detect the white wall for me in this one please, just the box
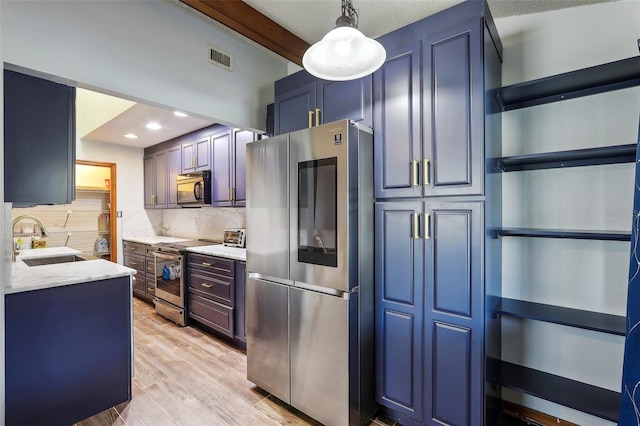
[495,1,640,424]
[0,0,289,132]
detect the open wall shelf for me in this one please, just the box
[497,298,626,336]
[493,144,637,172]
[495,228,631,241]
[496,55,640,110]
[497,360,620,422]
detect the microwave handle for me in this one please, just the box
[194,181,202,200]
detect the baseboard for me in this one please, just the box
[503,401,578,426]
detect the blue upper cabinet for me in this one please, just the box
[374,3,486,200]
[211,127,256,207]
[373,42,422,199]
[422,21,483,197]
[211,129,233,206]
[4,69,76,205]
[274,70,372,135]
[182,136,211,173]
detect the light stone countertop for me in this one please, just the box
[187,244,246,261]
[8,247,136,295]
[122,236,191,245]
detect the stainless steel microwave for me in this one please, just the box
[177,170,211,206]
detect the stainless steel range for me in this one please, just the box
[151,239,218,326]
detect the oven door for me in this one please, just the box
[289,121,350,292]
[153,251,184,308]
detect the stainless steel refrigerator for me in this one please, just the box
[246,119,374,426]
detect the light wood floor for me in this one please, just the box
[76,298,396,426]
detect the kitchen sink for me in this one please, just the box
[22,255,87,267]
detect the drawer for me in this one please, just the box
[188,253,234,277]
[145,277,156,297]
[132,275,146,294]
[123,253,145,274]
[146,257,155,276]
[123,241,146,254]
[188,293,234,338]
[187,268,233,305]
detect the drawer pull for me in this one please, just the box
[147,287,154,291]
[130,261,137,265]
[202,262,213,266]
[130,247,136,250]
[201,283,213,288]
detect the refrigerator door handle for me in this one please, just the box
[294,280,349,299]
[247,272,293,286]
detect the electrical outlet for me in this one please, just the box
[116,211,122,218]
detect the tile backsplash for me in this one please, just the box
[122,207,246,242]
[160,207,246,241]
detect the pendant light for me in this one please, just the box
[303,0,386,81]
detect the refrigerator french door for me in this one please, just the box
[246,120,375,426]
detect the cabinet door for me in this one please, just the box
[373,42,422,199]
[195,136,211,171]
[4,70,76,205]
[423,22,483,197]
[167,145,181,208]
[143,155,155,208]
[317,76,372,127]
[182,142,196,173]
[375,201,424,420]
[423,201,482,425]
[274,80,316,135]
[232,129,255,207]
[153,150,168,208]
[211,131,232,206]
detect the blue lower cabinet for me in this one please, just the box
[376,201,484,425]
[375,201,424,420]
[5,277,132,425]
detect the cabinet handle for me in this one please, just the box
[424,158,430,186]
[308,110,314,128]
[315,108,321,126]
[147,287,154,292]
[201,283,213,288]
[231,187,236,202]
[130,261,137,265]
[202,262,213,266]
[192,156,196,168]
[413,213,420,239]
[130,247,136,250]
[412,160,419,186]
[425,213,431,240]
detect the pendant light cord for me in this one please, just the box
[341,0,359,27]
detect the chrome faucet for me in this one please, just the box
[12,215,50,262]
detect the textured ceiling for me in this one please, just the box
[242,0,617,45]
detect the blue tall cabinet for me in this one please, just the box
[373,2,503,425]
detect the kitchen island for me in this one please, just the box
[6,247,136,425]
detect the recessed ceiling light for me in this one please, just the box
[146,122,162,130]
[174,111,188,117]
[124,133,139,139]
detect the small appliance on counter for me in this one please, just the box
[223,228,246,248]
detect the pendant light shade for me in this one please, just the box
[303,0,386,81]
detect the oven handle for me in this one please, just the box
[153,251,182,262]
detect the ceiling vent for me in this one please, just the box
[208,45,233,71]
